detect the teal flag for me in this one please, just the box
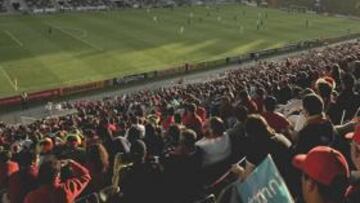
[231,155,294,203]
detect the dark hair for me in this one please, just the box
[38,157,61,185]
[166,124,181,145]
[130,116,139,125]
[245,115,274,140]
[302,94,324,116]
[209,117,225,136]
[180,129,197,148]
[256,88,265,97]
[187,103,197,113]
[86,144,109,173]
[19,150,38,169]
[264,96,277,112]
[316,81,332,100]
[331,64,342,81]
[145,123,156,138]
[130,140,147,163]
[354,61,360,79]
[127,126,143,144]
[342,73,355,89]
[303,173,348,202]
[167,107,175,116]
[234,105,248,122]
[0,149,12,163]
[239,90,249,101]
[174,113,182,124]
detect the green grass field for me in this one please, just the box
[0,4,360,97]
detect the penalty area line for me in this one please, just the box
[44,22,103,52]
[4,30,23,47]
[0,66,18,91]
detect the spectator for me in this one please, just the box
[120,140,164,203]
[226,105,249,162]
[278,82,293,104]
[163,129,203,203]
[331,64,343,91]
[253,87,265,114]
[345,124,360,202]
[8,150,39,203]
[292,146,349,203]
[0,149,18,190]
[287,88,315,132]
[232,115,292,183]
[336,73,359,123]
[294,94,336,154]
[144,122,163,156]
[84,144,110,195]
[58,135,86,164]
[127,116,145,139]
[163,124,182,154]
[262,96,292,135]
[226,105,248,138]
[126,124,145,145]
[161,107,175,131]
[187,96,207,122]
[219,96,233,127]
[194,99,207,122]
[182,103,203,136]
[238,90,258,114]
[39,137,54,159]
[24,158,91,203]
[315,79,338,124]
[196,117,231,167]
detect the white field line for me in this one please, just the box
[4,30,23,47]
[44,22,103,52]
[0,66,17,91]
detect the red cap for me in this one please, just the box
[345,124,360,145]
[292,146,349,186]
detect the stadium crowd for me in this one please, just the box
[0,0,6,12]
[0,40,359,203]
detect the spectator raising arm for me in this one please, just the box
[61,159,92,200]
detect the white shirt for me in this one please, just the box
[196,132,232,167]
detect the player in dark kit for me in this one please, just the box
[48,27,52,35]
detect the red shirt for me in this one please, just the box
[243,99,258,114]
[182,113,203,133]
[107,124,117,133]
[262,112,291,133]
[162,116,175,131]
[253,97,264,113]
[8,165,38,203]
[0,161,19,189]
[197,107,207,122]
[24,161,91,203]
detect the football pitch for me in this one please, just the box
[0,4,360,97]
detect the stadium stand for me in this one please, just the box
[63,0,107,9]
[24,0,55,10]
[0,39,359,203]
[0,0,6,12]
